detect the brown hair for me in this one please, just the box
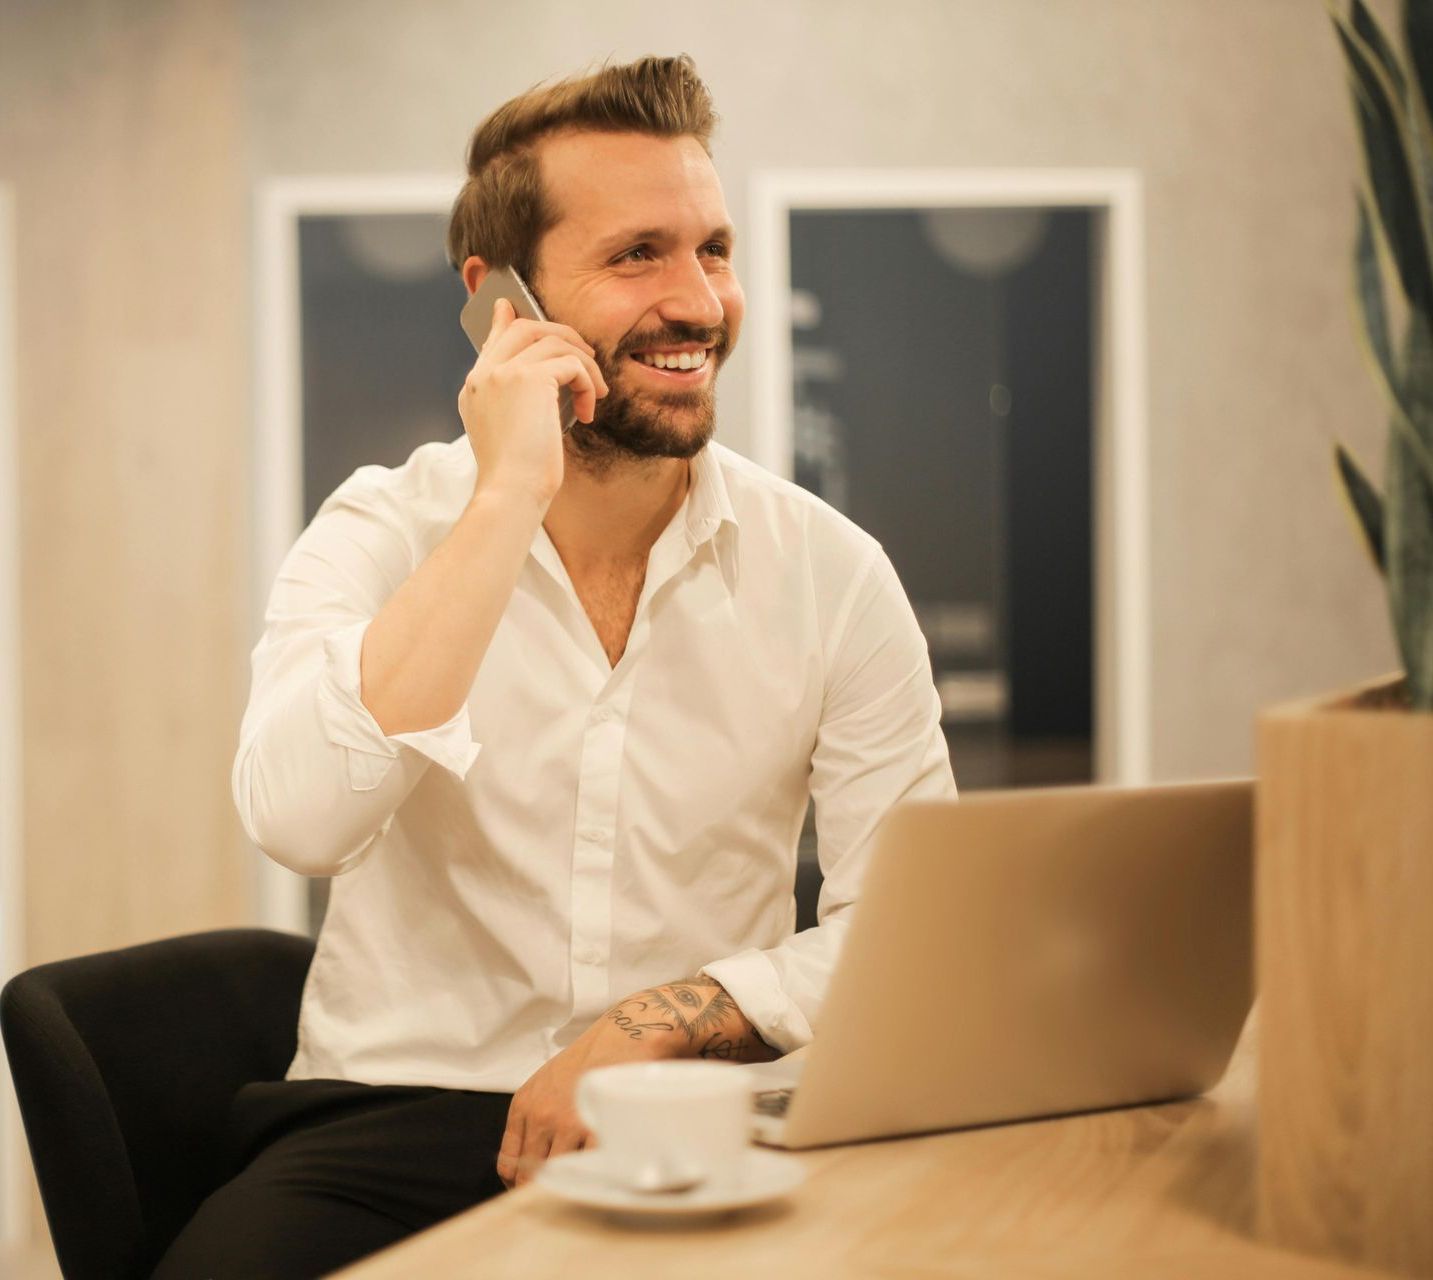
[445,55,718,285]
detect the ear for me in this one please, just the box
[461,255,490,297]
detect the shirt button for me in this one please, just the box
[579,827,605,844]
[592,704,616,723]
[574,944,602,965]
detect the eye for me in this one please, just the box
[614,245,652,264]
[702,241,732,259]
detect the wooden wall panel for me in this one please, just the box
[0,1,253,961]
[1,2,254,1247]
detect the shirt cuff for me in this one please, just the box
[698,948,814,1057]
[315,620,482,791]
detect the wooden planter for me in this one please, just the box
[1256,675,1433,1276]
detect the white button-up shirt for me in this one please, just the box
[235,436,957,1092]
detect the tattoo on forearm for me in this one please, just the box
[604,999,676,1041]
[603,976,778,1063]
[697,1032,748,1060]
[647,979,739,1043]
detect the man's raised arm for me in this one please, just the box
[233,298,606,875]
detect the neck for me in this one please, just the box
[543,451,692,572]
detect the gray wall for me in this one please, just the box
[243,0,1398,779]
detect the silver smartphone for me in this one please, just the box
[460,265,578,433]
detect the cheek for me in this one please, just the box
[717,280,745,339]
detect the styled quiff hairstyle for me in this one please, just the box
[446,55,718,285]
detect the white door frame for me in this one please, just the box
[1,183,27,1249]
[251,176,461,932]
[748,169,1150,785]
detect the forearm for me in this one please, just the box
[602,976,781,1064]
[360,483,547,735]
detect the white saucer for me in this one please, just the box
[534,1147,805,1216]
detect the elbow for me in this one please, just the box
[232,747,382,878]
[250,819,380,880]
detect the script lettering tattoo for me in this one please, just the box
[604,997,676,1041]
[697,1032,749,1061]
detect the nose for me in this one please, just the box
[657,254,724,330]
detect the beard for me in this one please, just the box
[564,321,732,473]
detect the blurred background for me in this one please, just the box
[0,0,1402,1263]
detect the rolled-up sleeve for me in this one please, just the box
[233,483,481,877]
[699,547,957,1054]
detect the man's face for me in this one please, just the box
[527,130,745,467]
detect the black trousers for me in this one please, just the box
[151,1079,515,1280]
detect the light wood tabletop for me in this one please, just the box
[334,1011,1393,1279]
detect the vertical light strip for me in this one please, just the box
[0,183,27,1249]
[749,173,795,478]
[251,180,308,934]
[746,170,1151,785]
[1109,175,1151,784]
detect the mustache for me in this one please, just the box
[609,322,731,362]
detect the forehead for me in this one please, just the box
[535,130,731,257]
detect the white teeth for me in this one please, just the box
[637,349,707,371]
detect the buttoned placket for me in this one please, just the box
[530,509,717,1043]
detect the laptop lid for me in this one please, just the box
[773,779,1253,1149]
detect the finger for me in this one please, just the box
[537,354,602,424]
[547,1127,587,1160]
[496,1107,525,1191]
[506,336,609,403]
[499,348,601,424]
[482,315,595,365]
[487,295,515,346]
[515,1128,554,1188]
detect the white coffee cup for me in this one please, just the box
[576,1060,752,1191]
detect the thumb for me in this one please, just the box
[488,295,515,342]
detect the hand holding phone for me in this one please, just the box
[460,267,586,433]
[457,267,608,505]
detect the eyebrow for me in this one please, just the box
[595,224,737,256]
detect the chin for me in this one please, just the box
[569,401,714,467]
[569,377,717,465]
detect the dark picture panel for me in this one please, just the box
[788,206,1094,790]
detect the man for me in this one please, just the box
[156,54,955,1279]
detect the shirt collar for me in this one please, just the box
[525,445,741,593]
[684,445,741,594]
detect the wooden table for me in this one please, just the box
[335,1013,1393,1279]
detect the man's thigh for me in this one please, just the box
[152,1081,513,1280]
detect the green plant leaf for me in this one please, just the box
[1353,195,1433,491]
[1336,443,1388,573]
[1334,11,1433,317]
[1404,0,1433,139]
[1385,310,1433,709]
[1355,194,1403,397]
[1384,420,1433,709]
[1352,0,1407,101]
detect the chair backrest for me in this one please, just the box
[1,928,314,1280]
[795,856,824,933]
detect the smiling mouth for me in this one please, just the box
[630,347,712,373]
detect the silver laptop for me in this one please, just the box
[740,779,1253,1149]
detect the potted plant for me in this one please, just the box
[1255,1,1433,1274]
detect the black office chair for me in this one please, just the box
[2,871,823,1278]
[1,928,314,1280]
